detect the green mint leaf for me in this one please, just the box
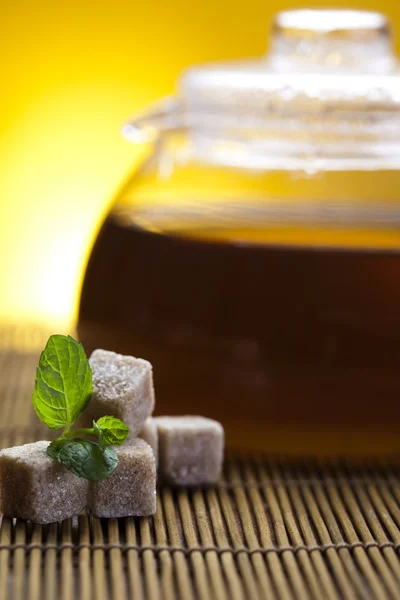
[32,334,92,430]
[47,438,118,481]
[46,438,65,460]
[95,416,129,446]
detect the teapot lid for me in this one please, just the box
[180,10,399,116]
[123,10,400,171]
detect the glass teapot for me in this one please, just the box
[79,9,400,450]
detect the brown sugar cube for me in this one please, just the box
[0,441,88,524]
[138,417,158,465]
[78,349,155,440]
[88,439,156,517]
[154,416,224,486]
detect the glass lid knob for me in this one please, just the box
[269,9,395,72]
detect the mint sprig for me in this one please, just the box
[33,334,92,430]
[32,334,129,481]
[47,438,118,481]
[94,416,129,446]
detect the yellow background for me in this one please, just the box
[1,0,400,328]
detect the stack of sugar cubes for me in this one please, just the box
[0,350,224,523]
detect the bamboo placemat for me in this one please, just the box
[0,325,400,599]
